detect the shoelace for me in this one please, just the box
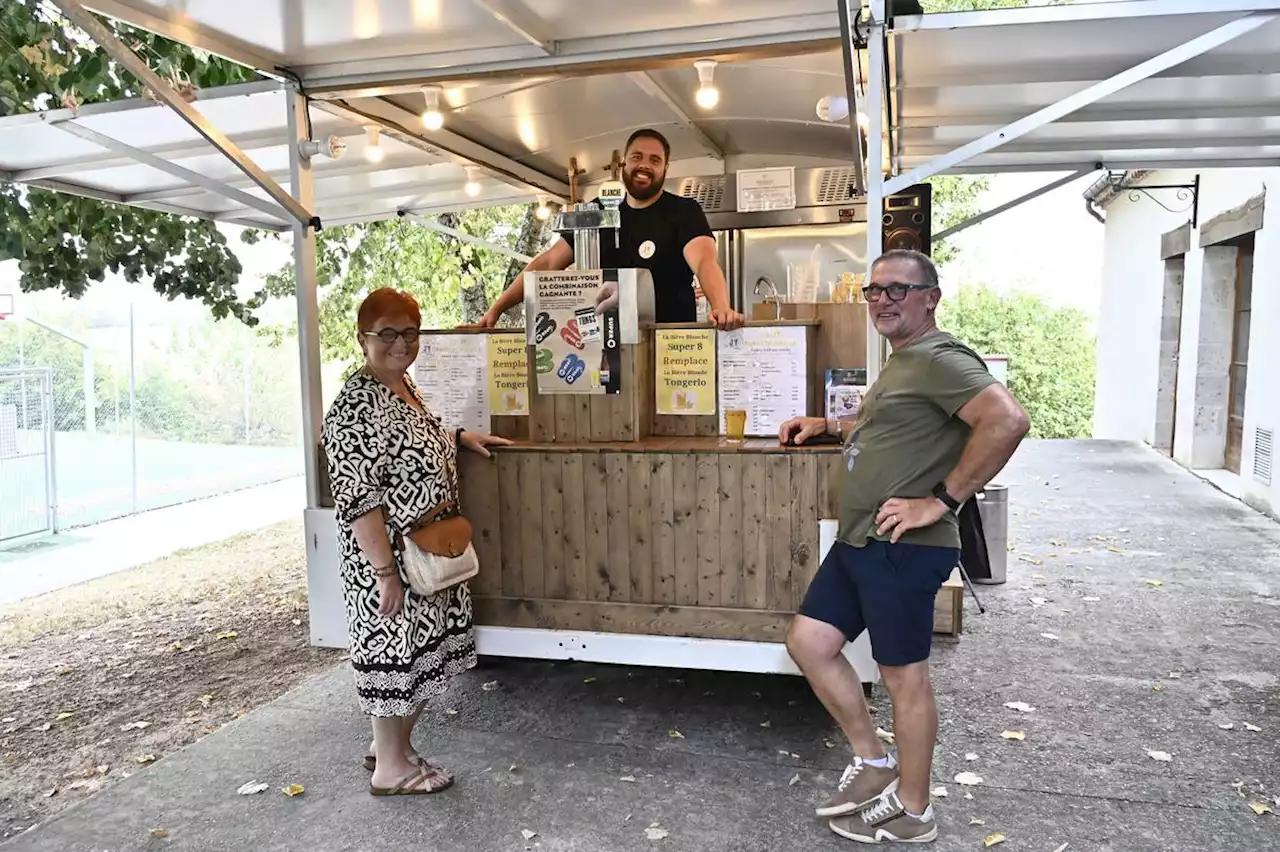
[860,794,898,825]
[836,760,864,792]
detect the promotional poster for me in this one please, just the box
[531,270,622,395]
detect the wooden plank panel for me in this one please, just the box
[695,414,719,437]
[718,455,742,607]
[518,453,545,598]
[649,455,676,605]
[458,454,502,598]
[789,454,820,607]
[574,397,592,442]
[819,453,839,520]
[765,454,793,611]
[695,455,721,606]
[741,456,768,609]
[497,453,523,598]
[627,454,654,603]
[554,395,577,443]
[671,455,699,606]
[474,597,790,642]
[527,345,554,441]
[541,454,566,600]
[490,415,527,441]
[612,345,637,441]
[605,454,631,602]
[584,454,611,601]
[562,454,588,602]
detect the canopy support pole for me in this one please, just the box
[49,0,316,227]
[400,212,534,263]
[864,0,887,383]
[287,86,324,510]
[932,167,1097,242]
[836,0,867,196]
[883,10,1279,195]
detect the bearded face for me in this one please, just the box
[622,137,667,201]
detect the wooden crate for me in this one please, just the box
[933,567,964,636]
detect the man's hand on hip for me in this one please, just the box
[875,497,949,543]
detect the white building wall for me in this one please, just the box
[1093,168,1280,520]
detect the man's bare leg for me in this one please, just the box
[786,615,884,760]
[878,660,936,815]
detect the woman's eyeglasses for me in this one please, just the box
[862,283,935,303]
[363,327,422,345]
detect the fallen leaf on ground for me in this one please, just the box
[444,709,458,716]
[521,829,537,840]
[876,727,895,744]
[216,631,238,640]
[120,721,151,731]
[43,788,57,798]
[644,823,670,840]
[1031,573,1047,580]
[668,730,684,739]
[969,817,985,825]
[237,782,269,795]
[930,786,947,798]
[1144,579,1162,587]
[965,752,979,761]
[583,677,597,683]
[1001,731,1025,741]
[282,784,305,797]
[136,754,156,764]
[984,832,1006,847]
[1247,801,1273,816]
[1004,702,1035,713]
[198,694,213,707]
[481,680,500,691]
[1243,722,1262,732]
[789,752,800,759]
[54,711,74,721]
[1152,684,1163,692]
[824,739,836,749]
[789,774,800,786]
[1030,597,1047,607]
[150,828,169,838]
[955,772,983,786]
[1147,750,1173,762]
[760,720,771,728]
[1168,672,1182,679]
[1081,596,1101,602]
[1219,723,1235,730]
[1040,633,1059,641]
[292,619,301,626]
[620,775,636,783]
[1108,546,1124,554]
[1049,539,1065,546]
[96,765,110,775]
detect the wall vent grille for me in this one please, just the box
[816,168,861,204]
[676,176,727,212]
[1254,427,1274,486]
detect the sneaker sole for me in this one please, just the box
[814,776,900,817]
[828,819,938,844]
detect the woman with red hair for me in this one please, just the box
[321,287,510,796]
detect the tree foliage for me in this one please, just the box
[259,204,545,372]
[936,286,1096,439]
[0,0,262,322]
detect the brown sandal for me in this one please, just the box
[362,753,445,773]
[369,765,454,796]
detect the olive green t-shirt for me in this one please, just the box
[838,330,997,550]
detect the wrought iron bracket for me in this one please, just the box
[1108,172,1200,227]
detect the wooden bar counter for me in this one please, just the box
[458,436,841,644]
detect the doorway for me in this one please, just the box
[1154,255,1184,456]
[1225,235,1254,474]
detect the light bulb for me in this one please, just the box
[693,59,719,111]
[421,85,444,130]
[465,180,481,197]
[695,85,719,109]
[364,127,384,163]
[535,202,551,221]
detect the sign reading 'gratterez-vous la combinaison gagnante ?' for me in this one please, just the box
[531,270,622,395]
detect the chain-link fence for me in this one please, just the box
[0,307,302,532]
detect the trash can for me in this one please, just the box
[973,484,1008,585]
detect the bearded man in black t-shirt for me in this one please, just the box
[474,128,744,330]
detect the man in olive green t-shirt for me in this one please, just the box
[779,249,1029,845]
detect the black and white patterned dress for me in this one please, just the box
[321,371,477,717]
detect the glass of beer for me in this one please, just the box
[725,408,747,442]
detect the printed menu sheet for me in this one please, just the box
[716,326,807,436]
[412,334,489,434]
[487,335,529,416]
[655,328,716,415]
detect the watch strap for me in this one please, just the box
[932,482,961,512]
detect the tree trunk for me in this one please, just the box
[494,203,550,328]
[438,211,488,325]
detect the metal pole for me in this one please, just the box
[44,368,58,533]
[865,0,887,384]
[837,0,866,197]
[17,318,28,429]
[288,85,325,510]
[82,345,96,435]
[243,325,251,442]
[129,303,137,513]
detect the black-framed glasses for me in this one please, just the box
[863,283,935,303]
[363,327,422,345]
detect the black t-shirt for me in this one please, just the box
[558,191,714,323]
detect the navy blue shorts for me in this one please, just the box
[799,539,959,667]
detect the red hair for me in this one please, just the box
[357,287,421,332]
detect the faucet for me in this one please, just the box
[754,277,781,320]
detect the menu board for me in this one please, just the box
[531,270,622,396]
[413,334,489,433]
[487,335,529,416]
[717,326,807,436]
[655,329,716,415]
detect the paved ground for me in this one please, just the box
[4,441,1278,851]
[0,477,304,604]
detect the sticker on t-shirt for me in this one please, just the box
[638,239,656,259]
[844,429,862,471]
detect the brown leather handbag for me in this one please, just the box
[400,500,477,596]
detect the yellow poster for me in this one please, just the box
[487,334,529,416]
[655,329,716,415]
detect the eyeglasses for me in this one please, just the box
[862,283,935,303]
[363,327,422,345]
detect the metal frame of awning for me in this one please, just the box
[2,0,1277,510]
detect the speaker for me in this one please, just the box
[882,183,932,256]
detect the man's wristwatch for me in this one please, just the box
[932,482,961,512]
